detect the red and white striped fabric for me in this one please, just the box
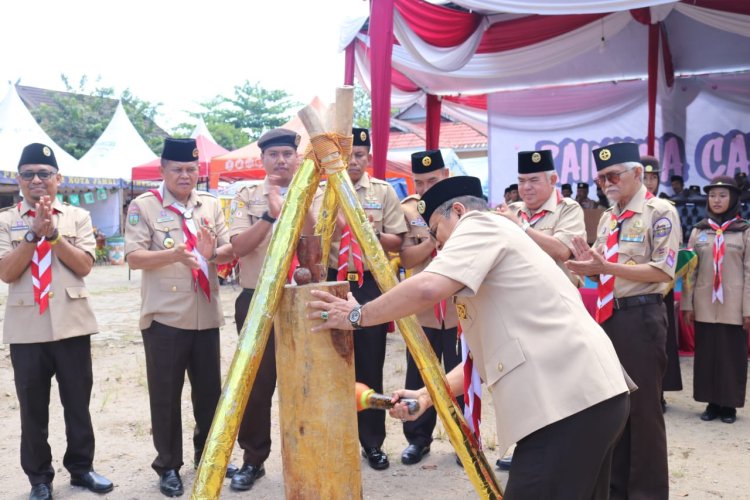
[595,209,637,323]
[150,187,211,300]
[458,323,482,445]
[708,217,739,304]
[337,224,364,287]
[20,204,53,314]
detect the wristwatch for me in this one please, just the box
[348,305,364,330]
[261,211,277,224]
[24,230,40,243]
[47,229,61,245]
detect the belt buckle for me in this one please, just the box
[347,272,359,282]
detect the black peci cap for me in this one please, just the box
[561,183,572,190]
[162,138,199,162]
[411,150,445,174]
[518,150,554,174]
[417,176,483,223]
[352,128,371,149]
[18,143,58,170]
[258,128,300,152]
[577,182,589,190]
[592,143,640,171]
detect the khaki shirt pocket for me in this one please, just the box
[619,241,647,263]
[484,338,527,388]
[57,218,78,245]
[65,286,90,299]
[153,225,182,250]
[8,292,36,308]
[159,278,194,293]
[365,208,384,233]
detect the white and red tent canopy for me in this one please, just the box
[345,0,750,201]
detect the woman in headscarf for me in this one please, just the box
[682,176,750,424]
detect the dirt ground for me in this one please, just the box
[0,265,748,499]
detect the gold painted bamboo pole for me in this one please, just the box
[191,158,321,499]
[298,103,502,499]
[315,185,338,269]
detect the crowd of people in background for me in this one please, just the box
[1,134,748,500]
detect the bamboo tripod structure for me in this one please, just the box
[191,87,502,499]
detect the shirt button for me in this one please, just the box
[171,286,177,292]
[48,291,55,299]
[497,362,504,372]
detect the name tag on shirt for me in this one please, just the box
[410,218,427,227]
[621,234,645,243]
[698,233,708,242]
[363,202,382,210]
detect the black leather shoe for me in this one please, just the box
[401,444,430,465]
[29,483,52,500]
[496,455,513,471]
[71,471,113,494]
[230,463,265,491]
[720,407,737,424]
[159,469,183,497]
[701,403,720,421]
[362,447,389,470]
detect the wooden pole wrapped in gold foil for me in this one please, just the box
[315,185,338,269]
[190,159,320,499]
[299,105,502,499]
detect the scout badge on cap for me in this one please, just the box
[162,138,199,162]
[352,128,371,148]
[411,150,445,174]
[592,142,640,171]
[18,143,59,170]
[518,150,554,174]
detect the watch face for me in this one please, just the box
[24,231,37,243]
[348,307,362,324]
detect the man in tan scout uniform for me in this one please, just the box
[125,137,236,497]
[226,128,320,491]
[498,149,586,287]
[309,176,631,499]
[0,143,113,500]
[324,127,406,470]
[398,149,462,465]
[567,142,681,500]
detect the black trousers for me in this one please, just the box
[602,303,669,500]
[234,288,277,466]
[328,269,388,449]
[662,289,683,391]
[141,321,221,474]
[404,325,464,447]
[505,393,629,500]
[10,335,95,486]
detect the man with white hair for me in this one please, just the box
[567,142,681,500]
[498,150,586,287]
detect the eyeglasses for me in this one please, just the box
[19,170,56,181]
[595,167,635,186]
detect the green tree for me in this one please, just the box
[172,118,250,151]
[29,74,165,158]
[194,81,298,144]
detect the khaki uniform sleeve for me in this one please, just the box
[74,209,97,260]
[553,201,586,250]
[742,229,750,317]
[228,188,255,239]
[401,200,428,248]
[647,202,680,278]
[381,185,407,235]
[680,228,698,312]
[124,198,153,256]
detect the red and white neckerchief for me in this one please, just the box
[595,192,654,323]
[708,216,740,304]
[150,186,211,300]
[458,321,482,447]
[519,190,561,227]
[431,249,447,327]
[337,224,364,287]
[19,203,55,314]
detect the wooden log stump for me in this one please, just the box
[274,281,362,500]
